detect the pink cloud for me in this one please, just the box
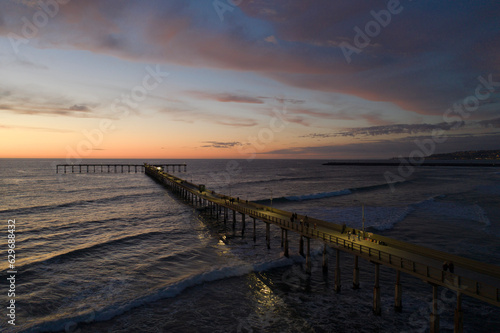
[2,0,499,119]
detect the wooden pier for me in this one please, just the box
[56,163,186,174]
[144,164,500,333]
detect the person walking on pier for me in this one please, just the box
[448,261,454,273]
[341,223,346,234]
[348,230,351,240]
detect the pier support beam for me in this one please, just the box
[430,284,440,333]
[253,218,256,242]
[281,228,284,248]
[454,292,463,333]
[233,210,236,230]
[266,223,270,249]
[306,237,311,274]
[241,213,246,237]
[224,207,228,225]
[322,244,328,274]
[395,270,402,312]
[353,255,360,289]
[373,263,381,316]
[299,236,304,257]
[334,249,341,293]
[284,229,289,257]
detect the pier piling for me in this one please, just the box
[253,218,256,242]
[232,210,236,230]
[241,213,246,237]
[353,255,360,289]
[306,237,311,274]
[334,249,341,292]
[373,263,381,315]
[299,236,304,257]
[322,244,328,274]
[454,292,463,333]
[430,284,440,333]
[395,270,402,312]
[284,229,289,257]
[266,223,270,249]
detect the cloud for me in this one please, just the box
[1,104,99,118]
[159,107,258,127]
[69,104,91,112]
[316,117,500,138]
[477,117,500,129]
[215,119,258,127]
[273,97,305,105]
[12,57,48,70]
[0,124,73,133]
[187,91,264,104]
[1,0,499,119]
[262,133,500,159]
[0,83,100,118]
[201,141,242,149]
[335,122,456,137]
[264,35,278,44]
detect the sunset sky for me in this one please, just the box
[0,0,499,160]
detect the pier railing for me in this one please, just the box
[56,163,186,173]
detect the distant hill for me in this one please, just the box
[427,149,500,160]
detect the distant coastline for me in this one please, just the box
[323,149,500,167]
[424,149,500,161]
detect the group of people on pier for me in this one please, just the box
[290,213,317,230]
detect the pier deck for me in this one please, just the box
[56,163,186,173]
[144,163,499,332]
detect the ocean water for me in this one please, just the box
[0,158,499,332]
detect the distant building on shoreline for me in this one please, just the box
[426,149,500,160]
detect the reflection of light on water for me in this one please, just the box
[238,273,315,332]
[248,274,286,314]
[237,273,281,331]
